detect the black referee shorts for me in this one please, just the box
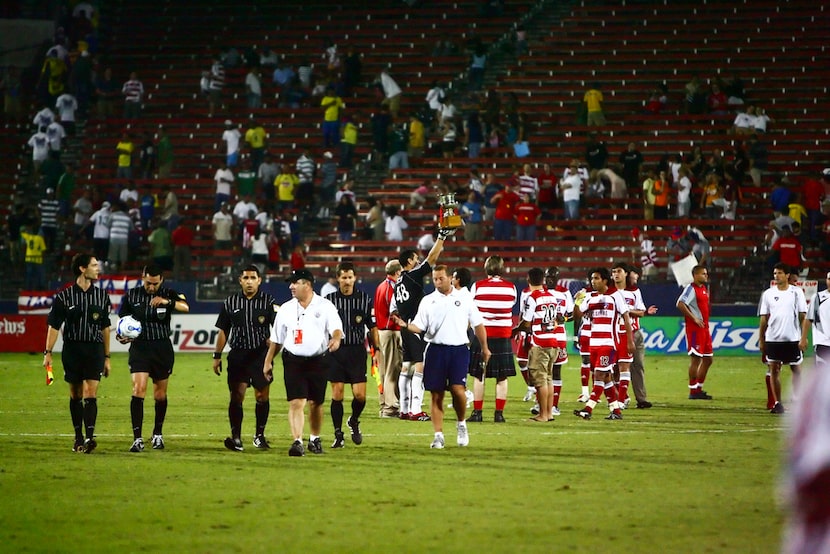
[401,328,425,364]
[328,344,368,384]
[128,339,174,382]
[283,351,328,404]
[228,346,270,390]
[61,341,105,384]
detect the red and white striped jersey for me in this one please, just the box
[521,288,559,348]
[549,286,574,341]
[579,288,628,348]
[613,288,640,332]
[578,290,596,344]
[471,276,518,339]
[625,286,647,331]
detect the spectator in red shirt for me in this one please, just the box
[770,225,803,273]
[515,194,541,241]
[707,83,728,115]
[290,243,306,271]
[170,219,194,281]
[537,163,557,216]
[490,183,519,241]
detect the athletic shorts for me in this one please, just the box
[514,332,531,362]
[328,344,368,384]
[128,339,174,382]
[228,346,270,390]
[589,346,616,372]
[470,337,516,380]
[61,341,105,384]
[765,341,803,365]
[283,350,328,403]
[528,345,556,387]
[423,344,469,391]
[614,334,633,363]
[685,325,713,357]
[579,334,591,356]
[401,328,425,363]
[554,326,568,365]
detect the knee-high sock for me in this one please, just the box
[130,396,144,439]
[331,399,344,430]
[411,373,425,414]
[398,373,412,415]
[604,381,620,413]
[255,400,269,436]
[585,383,605,412]
[765,372,774,409]
[83,398,98,440]
[228,401,243,439]
[70,398,83,441]
[618,371,631,403]
[153,398,167,435]
[552,380,562,408]
[351,397,366,421]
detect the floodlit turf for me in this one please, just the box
[0,352,793,553]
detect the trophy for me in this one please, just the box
[437,193,464,230]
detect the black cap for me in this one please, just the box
[286,269,315,284]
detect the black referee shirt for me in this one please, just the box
[119,285,186,341]
[215,291,279,350]
[326,289,376,346]
[394,260,431,322]
[47,283,112,343]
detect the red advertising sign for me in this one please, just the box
[0,315,48,352]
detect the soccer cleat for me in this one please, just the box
[253,435,270,449]
[494,410,506,423]
[605,412,623,420]
[551,406,561,416]
[530,403,540,415]
[412,411,431,421]
[347,417,363,445]
[430,434,445,449]
[577,393,590,403]
[770,402,786,414]
[224,437,244,452]
[73,439,85,453]
[151,434,165,450]
[466,409,483,423]
[523,387,537,402]
[456,423,469,447]
[573,409,592,420]
[689,390,713,400]
[129,438,145,452]
[288,440,305,457]
[332,430,345,449]
[622,398,631,410]
[308,437,323,454]
[465,390,474,408]
[83,438,97,454]
[399,412,412,421]
[636,401,653,409]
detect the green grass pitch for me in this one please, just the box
[0,352,792,553]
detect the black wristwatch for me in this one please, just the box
[213,352,222,360]
[43,350,52,355]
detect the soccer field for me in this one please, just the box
[0,352,790,553]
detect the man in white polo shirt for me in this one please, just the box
[263,269,344,456]
[801,271,830,368]
[758,263,807,415]
[393,265,490,449]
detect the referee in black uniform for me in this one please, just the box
[326,262,379,448]
[43,253,112,453]
[118,264,189,452]
[214,265,280,452]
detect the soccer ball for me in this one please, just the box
[117,315,142,339]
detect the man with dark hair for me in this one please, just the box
[391,229,451,420]
[214,265,280,451]
[374,259,403,418]
[676,265,714,400]
[468,255,518,423]
[326,262,379,448]
[626,266,657,409]
[43,253,112,453]
[264,269,343,456]
[119,264,189,452]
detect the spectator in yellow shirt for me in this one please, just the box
[340,115,358,169]
[244,120,267,172]
[408,114,425,166]
[321,86,344,148]
[116,133,133,179]
[21,225,47,289]
[274,167,299,211]
[583,83,606,126]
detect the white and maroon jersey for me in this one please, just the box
[521,288,559,348]
[549,285,573,345]
[579,287,628,348]
[626,286,647,331]
[577,290,596,353]
[613,287,638,333]
[471,276,518,339]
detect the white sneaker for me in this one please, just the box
[523,387,537,402]
[577,393,590,403]
[465,389,474,408]
[129,438,145,452]
[622,398,631,410]
[551,406,561,416]
[430,433,445,449]
[151,434,165,449]
[456,423,469,447]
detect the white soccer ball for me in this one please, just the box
[117,315,142,339]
